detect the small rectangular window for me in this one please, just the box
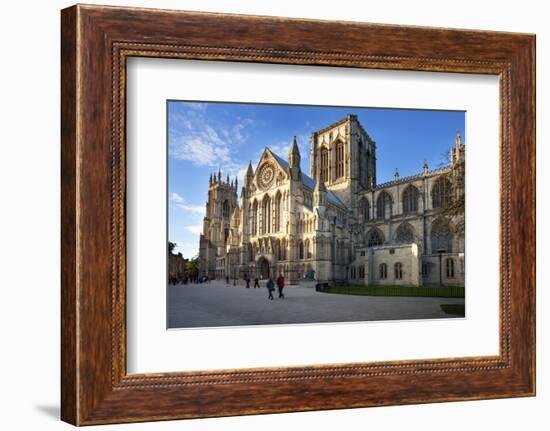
[446,258,455,278]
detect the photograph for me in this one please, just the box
[167,101,466,329]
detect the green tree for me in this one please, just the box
[186,255,199,277]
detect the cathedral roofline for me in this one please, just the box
[376,165,451,188]
[265,147,348,210]
[314,115,351,135]
[312,114,373,142]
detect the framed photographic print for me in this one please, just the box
[61,4,535,425]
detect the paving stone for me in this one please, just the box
[167,280,465,329]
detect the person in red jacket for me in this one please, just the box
[276,273,285,299]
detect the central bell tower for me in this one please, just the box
[309,114,376,207]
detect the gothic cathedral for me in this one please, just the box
[199,115,465,286]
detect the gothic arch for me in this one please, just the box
[261,194,271,235]
[431,176,452,209]
[366,228,385,247]
[335,140,345,179]
[320,145,329,183]
[304,239,311,259]
[395,222,415,243]
[222,199,230,218]
[430,217,453,252]
[376,191,393,218]
[402,184,419,214]
[359,196,370,221]
[274,191,282,232]
[251,199,258,236]
[357,139,364,186]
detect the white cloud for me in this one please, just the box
[169,107,252,179]
[186,102,208,111]
[170,192,205,216]
[269,141,292,157]
[177,203,205,216]
[170,192,184,203]
[185,224,203,235]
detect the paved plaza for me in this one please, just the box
[167,280,465,329]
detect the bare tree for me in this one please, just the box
[435,147,465,236]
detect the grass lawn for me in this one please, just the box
[317,285,465,298]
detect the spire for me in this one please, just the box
[209,173,212,185]
[289,135,300,158]
[245,161,254,187]
[288,136,301,171]
[217,169,221,183]
[235,176,238,190]
[455,130,462,151]
[394,168,400,180]
[423,160,429,176]
[226,174,230,185]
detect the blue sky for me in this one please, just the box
[168,101,465,258]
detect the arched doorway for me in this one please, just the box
[258,257,270,279]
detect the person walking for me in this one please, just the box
[276,273,285,299]
[266,277,275,300]
[245,275,250,288]
[254,276,260,289]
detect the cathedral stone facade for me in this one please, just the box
[198,115,465,286]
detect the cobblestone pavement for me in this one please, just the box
[167,280,465,329]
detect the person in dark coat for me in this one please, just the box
[276,273,285,298]
[266,278,275,300]
[254,277,260,288]
[245,275,250,288]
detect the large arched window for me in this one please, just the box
[251,200,258,236]
[395,222,415,243]
[357,140,364,186]
[299,241,304,260]
[376,191,392,218]
[261,195,271,235]
[402,185,419,214]
[222,200,230,218]
[431,218,453,253]
[367,228,384,247]
[320,147,329,183]
[274,192,282,232]
[359,197,370,221]
[379,263,388,279]
[304,239,312,259]
[336,141,345,178]
[431,176,452,209]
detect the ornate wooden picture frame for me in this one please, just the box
[61,4,535,425]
